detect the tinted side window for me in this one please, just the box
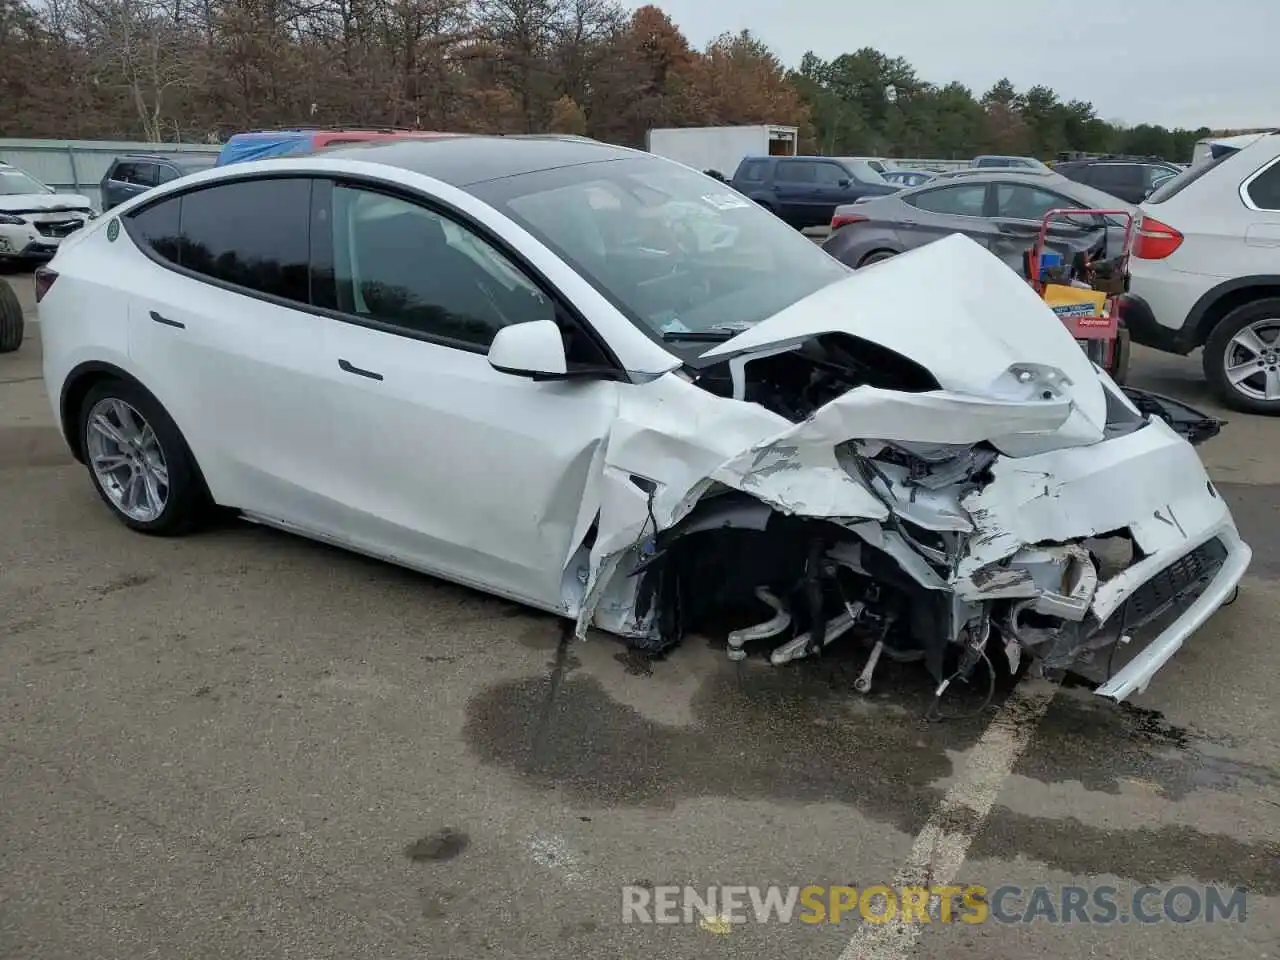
[156,164,181,184]
[327,185,555,348]
[1092,165,1140,191]
[178,177,311,303]
[1245,159,1280,210]
[994,183,1077,220]
[815,163,848,185]
[739,160,768,182]
[124,196,182,263]
[1146,154,1228,204]
[905,184,987,216]
[776,161,817,183]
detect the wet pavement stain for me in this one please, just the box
[1017,686,1280,799]
[968,811,1280,894]
[464,644,1280,891]
[405,828,471,863]
[465,652,989,835]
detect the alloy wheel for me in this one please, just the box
[1223,318,1280,403]
[85,397,170,522]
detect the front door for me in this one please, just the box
[312,181,619,609]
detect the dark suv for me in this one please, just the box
[100,153,218,211]
[729,156,899,229]
[1052,157,1182,204]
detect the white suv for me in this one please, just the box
[1123,133,1280,413]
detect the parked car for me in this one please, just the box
[100,154,218,211]
[729,155,899,228]
[1052,157,1182,204]
[0,161,96,265]
[971,155,1051,170]
[216,128,460,166]
[837,156,890,174]
[882,169,935,188]
[1123,132,1280,413]
[35,135,1248,703]
[822,169,1136,270]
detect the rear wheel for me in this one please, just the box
[1203,298,1280,415]
[0,277,22,353]
[78,379,209,535]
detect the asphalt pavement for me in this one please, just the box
[1,270,1276,960]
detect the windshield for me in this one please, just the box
[0,166,53,195]
[475,156,851,339]
[846,160,888,184]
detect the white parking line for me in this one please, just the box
[836,677,1060,960]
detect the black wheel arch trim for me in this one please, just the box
[1186,274,1280,345]
[58,362,199,476]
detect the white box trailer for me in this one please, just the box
[645,125,798,178]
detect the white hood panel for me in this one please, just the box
[0,193,94,212]
[701,233,1109,436]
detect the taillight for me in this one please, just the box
[1132,216,1183,260]
[33,266,58,302]
[830,214,869,231]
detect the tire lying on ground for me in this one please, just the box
[0,277,22,353]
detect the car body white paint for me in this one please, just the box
[39,148,1250,702]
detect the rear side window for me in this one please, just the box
[738,160,768,182]
[125,177,312,304]
[776,161,817,183]
[994,183,1077,220]
[905,183,987,216]
[126,197,181,262]
[1244,158,1280,210]
[1145,154,1229,204]
[178,178,312,302]
[1089,164,1140,192]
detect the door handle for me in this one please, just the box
[149,310,185,329]
[338,358,383,381]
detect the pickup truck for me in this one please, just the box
[729,155,900,229]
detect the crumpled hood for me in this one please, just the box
[700,233,1109,443]
[0,193,94,213]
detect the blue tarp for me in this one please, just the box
[215,131,317,166]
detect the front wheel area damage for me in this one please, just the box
[570,353,1244,717]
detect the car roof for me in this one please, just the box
[931,168,1058,181]
[119,153,215,165]
[315,135,641,187]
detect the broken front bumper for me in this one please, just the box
[1093,519,1248,700]
[961,414,1250,700]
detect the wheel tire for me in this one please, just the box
[1203,298,1280,415]
[0,277,23,353]
[1109,327,1131,384]
[78,378,209,535]
[859,250,897,268]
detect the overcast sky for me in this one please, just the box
[638,0,1271,130]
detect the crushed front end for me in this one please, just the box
[573,237,1250,708]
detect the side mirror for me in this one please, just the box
[487,319,568,379]
[838,178,852,188]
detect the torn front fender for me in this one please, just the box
[1120,386,1223,446]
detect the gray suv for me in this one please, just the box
[100,154,217,211]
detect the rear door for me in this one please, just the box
[897,181,992,250]
[1238,156,1280,272]
[987,180,1104,267]
[122,175,345,533]
[772,160,820,224]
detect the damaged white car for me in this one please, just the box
[38,136,1250,708]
